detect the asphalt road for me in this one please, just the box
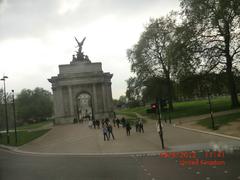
[0,149,240,180]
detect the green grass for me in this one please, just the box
[115,106,146,118]
[197,112,240,129]
[16,121,53,131]
[0,129,50,146]
[116,96,236,121]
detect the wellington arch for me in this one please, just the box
[48,37,114,124]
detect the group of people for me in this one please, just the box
[102,122,115,141]
[88,119,101,129]
[112,117,125,128]
[87,117,145,141]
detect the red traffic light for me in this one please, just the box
[151,103,158,109]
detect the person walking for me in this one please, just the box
[156,121,163,134]
[135,120,139,132]
[88,120,93,128]
[107,123,115,140]
[103,124,109,141]
[116,118,120,128]
[139,118,144,133]
[93,120,96,129]
[113,118,116,127]
[105,118,110,125]
[101,119,105,128]
[121,117,126,128]
[96,119,100,128]
[126,121,131,136]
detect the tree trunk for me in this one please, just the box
[226,57,239,108]
[224,23,239,108]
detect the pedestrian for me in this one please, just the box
[88,120,93,128]
[105,118,110,125]
[126,121,131,136]
[113,118,116,127]
[135,120,139,132]
[156,121,163,134]
[116,118,120,128]
[93,120,96,129]
[103,124,109,141]
[101,119,105,128]
[121,117,126,128]
[107,123,115,140]
[96,119,100,128]
[139,118,144,133]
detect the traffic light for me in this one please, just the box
[151,103,158,113]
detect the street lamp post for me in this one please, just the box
[12,90,17,145]
[1,76,9,144]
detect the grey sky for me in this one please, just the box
[0,0,180,99]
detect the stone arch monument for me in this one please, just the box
[48,37,114,124]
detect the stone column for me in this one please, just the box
[68,86,74,116]
[108,83,113,111]
[101,83,107,112]
[93,84,98,113]
[55,87,64,117]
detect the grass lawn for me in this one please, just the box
[116,96,236,121]
[115,106,146,119]
[16,121,53,131]
[197,112,240,129]
[0,129,50,146]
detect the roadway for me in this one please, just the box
[1,148,240,180]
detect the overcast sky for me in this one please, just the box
[0,0,180,99]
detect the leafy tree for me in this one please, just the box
[119,95,127,104]
[125,77,142,102]
[142,77,169,102]
[178,73,229,98]
[180,0,240,107]
[16,87,53,123]
[127,13,178,110]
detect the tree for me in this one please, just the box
[180,0,240,107]
[127,13,178,110]
[142,77,170,102]
[16,87,53,123]
[125,77,141,102]
[119,95,127,104]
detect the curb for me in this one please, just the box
[0,144,18,151]
[175,125,240,141]
[1,142,240,157]
[0,146,164,157]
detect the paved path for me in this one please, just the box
[18,120,240,154]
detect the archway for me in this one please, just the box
[76,93,93,122]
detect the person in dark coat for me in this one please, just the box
[121,117,126,128]
[96,119,100,128]
[107,123,115,140]
[93,120,96,129]
[139,119,144,133]
[135,120,139,132]
[113,118,116,127]
[101,119,105,128]
[105,118,110,125]
[116,118,120,128]
[126,121,131,136]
